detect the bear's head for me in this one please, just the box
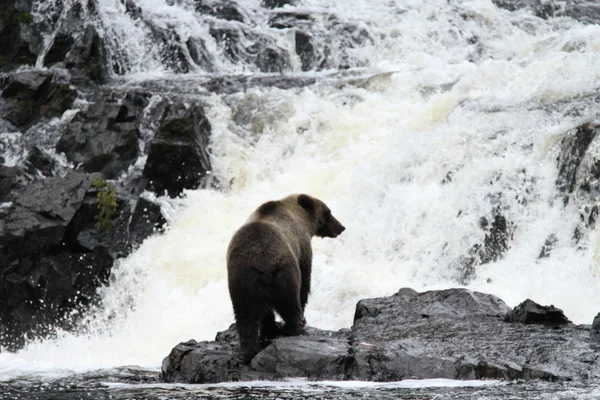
[297,194,345,238]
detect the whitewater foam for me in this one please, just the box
[2,0,600,382]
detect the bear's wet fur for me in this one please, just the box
[226,194,345,363]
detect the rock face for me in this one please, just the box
[0,0,42,72]
[1,70,77,131]
[142,100,212,198]
[42,1,112,83]
[492,0,600,24]
[56,91,148,179]
[0,172,111,349]
[161,288,600,384]
[0,170,169,349]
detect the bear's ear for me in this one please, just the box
[297,194,314,210]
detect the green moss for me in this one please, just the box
[17,12,34,24]
[92,178,118,232]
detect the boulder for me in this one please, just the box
[0,165,21,202]
[591,313,600,343]
[161,325,351,383]
[195,1,246,22]
[0,169,166,349]
[555,123,597,205]
[142,100,211,198]
[505,299,571,326]
[56,91,148,179]
[453,208,514,285]
[42,1,112,83]
[1,70,77,131]
[161,288,600,384]
[492,0,600,24]
[25,146,56,177]
[128,197,167,248]
[209,24,291,73]
[186,37,215,72]
[0,172,115,350]
[268,11,371,71]
[261,0,297,9]
[0,0,43,72]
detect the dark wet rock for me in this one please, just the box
[69,185,132,259]
[538,233,558,259]
[269,11,371,71]
[349,288,595,382]
[186,37,214,72]
[0,172,116,350]
[478,211,512,264]
[66,24,112,83]
[201,74,317,94]
[261,0,297,9]
[454,209,513,284]
[295,31,316,71]
[492,0,600,24]
[0,168,165,349]
[0,172,92,258]
[0,0,44,72]
[195,1,246,22]
[43,33,75,66]
[70,183,165,260]
[56,91,148,179]
[122,0,142,19]
[41,1,112,83]
[146,24,192,74]
[162,288,600,384]
[41,1,84,66]
[251,329,351,380]
[1,70,77,131]
[0,165,21,202]
[142,100,211,198]
[209,25,291,73]
[553,122,600,246]
[25,146,56,177]
[591,313,600,343]
[505,299,571,326]
[128,197,166,247]
[161,325,350,383]
[555,122,598,205]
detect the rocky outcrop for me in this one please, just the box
[161,288,600,384]
[268,11,371,71]
[56,91,149,179]
[142,100,212,198]
[0,0,43,72]
[42,1,112,83]
[1,70,77,131]
[492,0,600,24]
[0,171,168,350]
[0,172,110,349]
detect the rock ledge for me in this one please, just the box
[161,288,600,384]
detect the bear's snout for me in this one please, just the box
[321,216,345,238]
[333,223,345,237]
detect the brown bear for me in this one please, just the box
[226,194,345,363]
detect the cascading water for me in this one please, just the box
[2,0,600,393]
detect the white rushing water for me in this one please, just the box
[2,0,600,382]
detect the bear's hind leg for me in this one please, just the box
[271,273,306,337]
[235,314,261,363]
[260,310,281,340]
[231,291,263,363]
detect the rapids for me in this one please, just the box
[2,0,600,386]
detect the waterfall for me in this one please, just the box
[2,0,600,381]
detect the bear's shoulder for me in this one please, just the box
[257,200,280,215]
